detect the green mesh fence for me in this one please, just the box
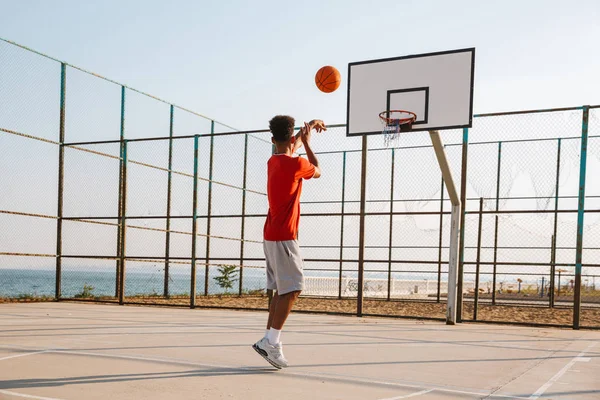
[1,38,599,327]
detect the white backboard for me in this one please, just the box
[346,48,475,136]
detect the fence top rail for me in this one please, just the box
[473,105,596,117]
[60,131,600,149]
[62,128,274,146]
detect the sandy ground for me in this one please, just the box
[3,295,598,328]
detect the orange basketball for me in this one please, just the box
[315,66,341,93]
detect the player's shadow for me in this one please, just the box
[0,368,276,390]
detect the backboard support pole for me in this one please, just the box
[429,130,461,325]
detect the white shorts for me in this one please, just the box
[263,240,304,295]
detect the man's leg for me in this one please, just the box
[266,291,280,330]
[265,290,300,346]
[270,290,300,330]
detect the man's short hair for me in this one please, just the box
[269,115,295,143]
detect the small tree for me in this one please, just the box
[213,265,238,294]
[75,284,95,299]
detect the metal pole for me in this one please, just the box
[115,86,126,298]
[387,149,395,301]
[191,135,199,308]
[239,133,249,295]
[573,106,589,329]
[357,135,368,316]
[558,271,562,298]
[204,121,215,296]
[338,151,347,299]
[118,140,128,305]
[267,142,275,306]
[429,130,461,325]
[164,105,174,298]
[550,138,561,307]
[541,276,545,298]
[550,235,556,306]
[55,63,66,300]
[492,142,502,305]
[474,197,484,320]
[116,86,126,302]
[54,63,67,300]
[457,128,469,323]
[437,177,445,303]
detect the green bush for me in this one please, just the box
[213,265,238,293]
[74,284,95,299]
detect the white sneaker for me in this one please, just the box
[252,337,289,369]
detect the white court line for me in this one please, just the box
[0,350,48,361]
[0,344,533,400]
[0,389,64,400]
[379,388,434,399]
[528,342,597,399]
[56,337,120,344]
[50,349,530,399]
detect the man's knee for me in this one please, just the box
[280,290,301,299]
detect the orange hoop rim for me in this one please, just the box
[378,110,417,125]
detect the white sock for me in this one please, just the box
[267,328,281,345]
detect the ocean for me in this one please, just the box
[0,268,446,298]
[0,268,269,298]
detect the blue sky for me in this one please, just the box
[2,0,599,130]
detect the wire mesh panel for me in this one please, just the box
[0,256,56,300]
[63,143,121,217]
[126,140,169,217]
[124,90,171,140]
[64,66,122,143]
[0,40,62,302]
[60,257,117,300]
[0,40,61,142]
[1,134,58,215]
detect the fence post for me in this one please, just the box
[474,197,484,320]
[492,141,502,305]
[190,135,199,308]
[573,106,589,329]
[550,235,556,306]
[115,86,126,298]
[437,177,445,303]
[204,121,215,296]
[164,105,174,298]
[457,128,469,322]
[116,86,126,303]
[338,151,347,299]
[357,135,368,316]
[387,148,395,301]
[550,138,561,307]
[239,133,249,295]
[55,63,66,300]
[118,140,128,305]
[267,143,275,307]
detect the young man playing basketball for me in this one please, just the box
[253,116,325,369]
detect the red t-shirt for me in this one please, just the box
[263,154,316,241]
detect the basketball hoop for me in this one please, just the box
[379,110,417,147]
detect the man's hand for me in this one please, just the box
[309,119,327,133]
[301,121,321,179]
[300,122,312,147]
[293,119,326,153]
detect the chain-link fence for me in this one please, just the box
[1,38,599,329]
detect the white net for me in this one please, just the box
[379,110,416,148]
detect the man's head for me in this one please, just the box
[269,115,295,144]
